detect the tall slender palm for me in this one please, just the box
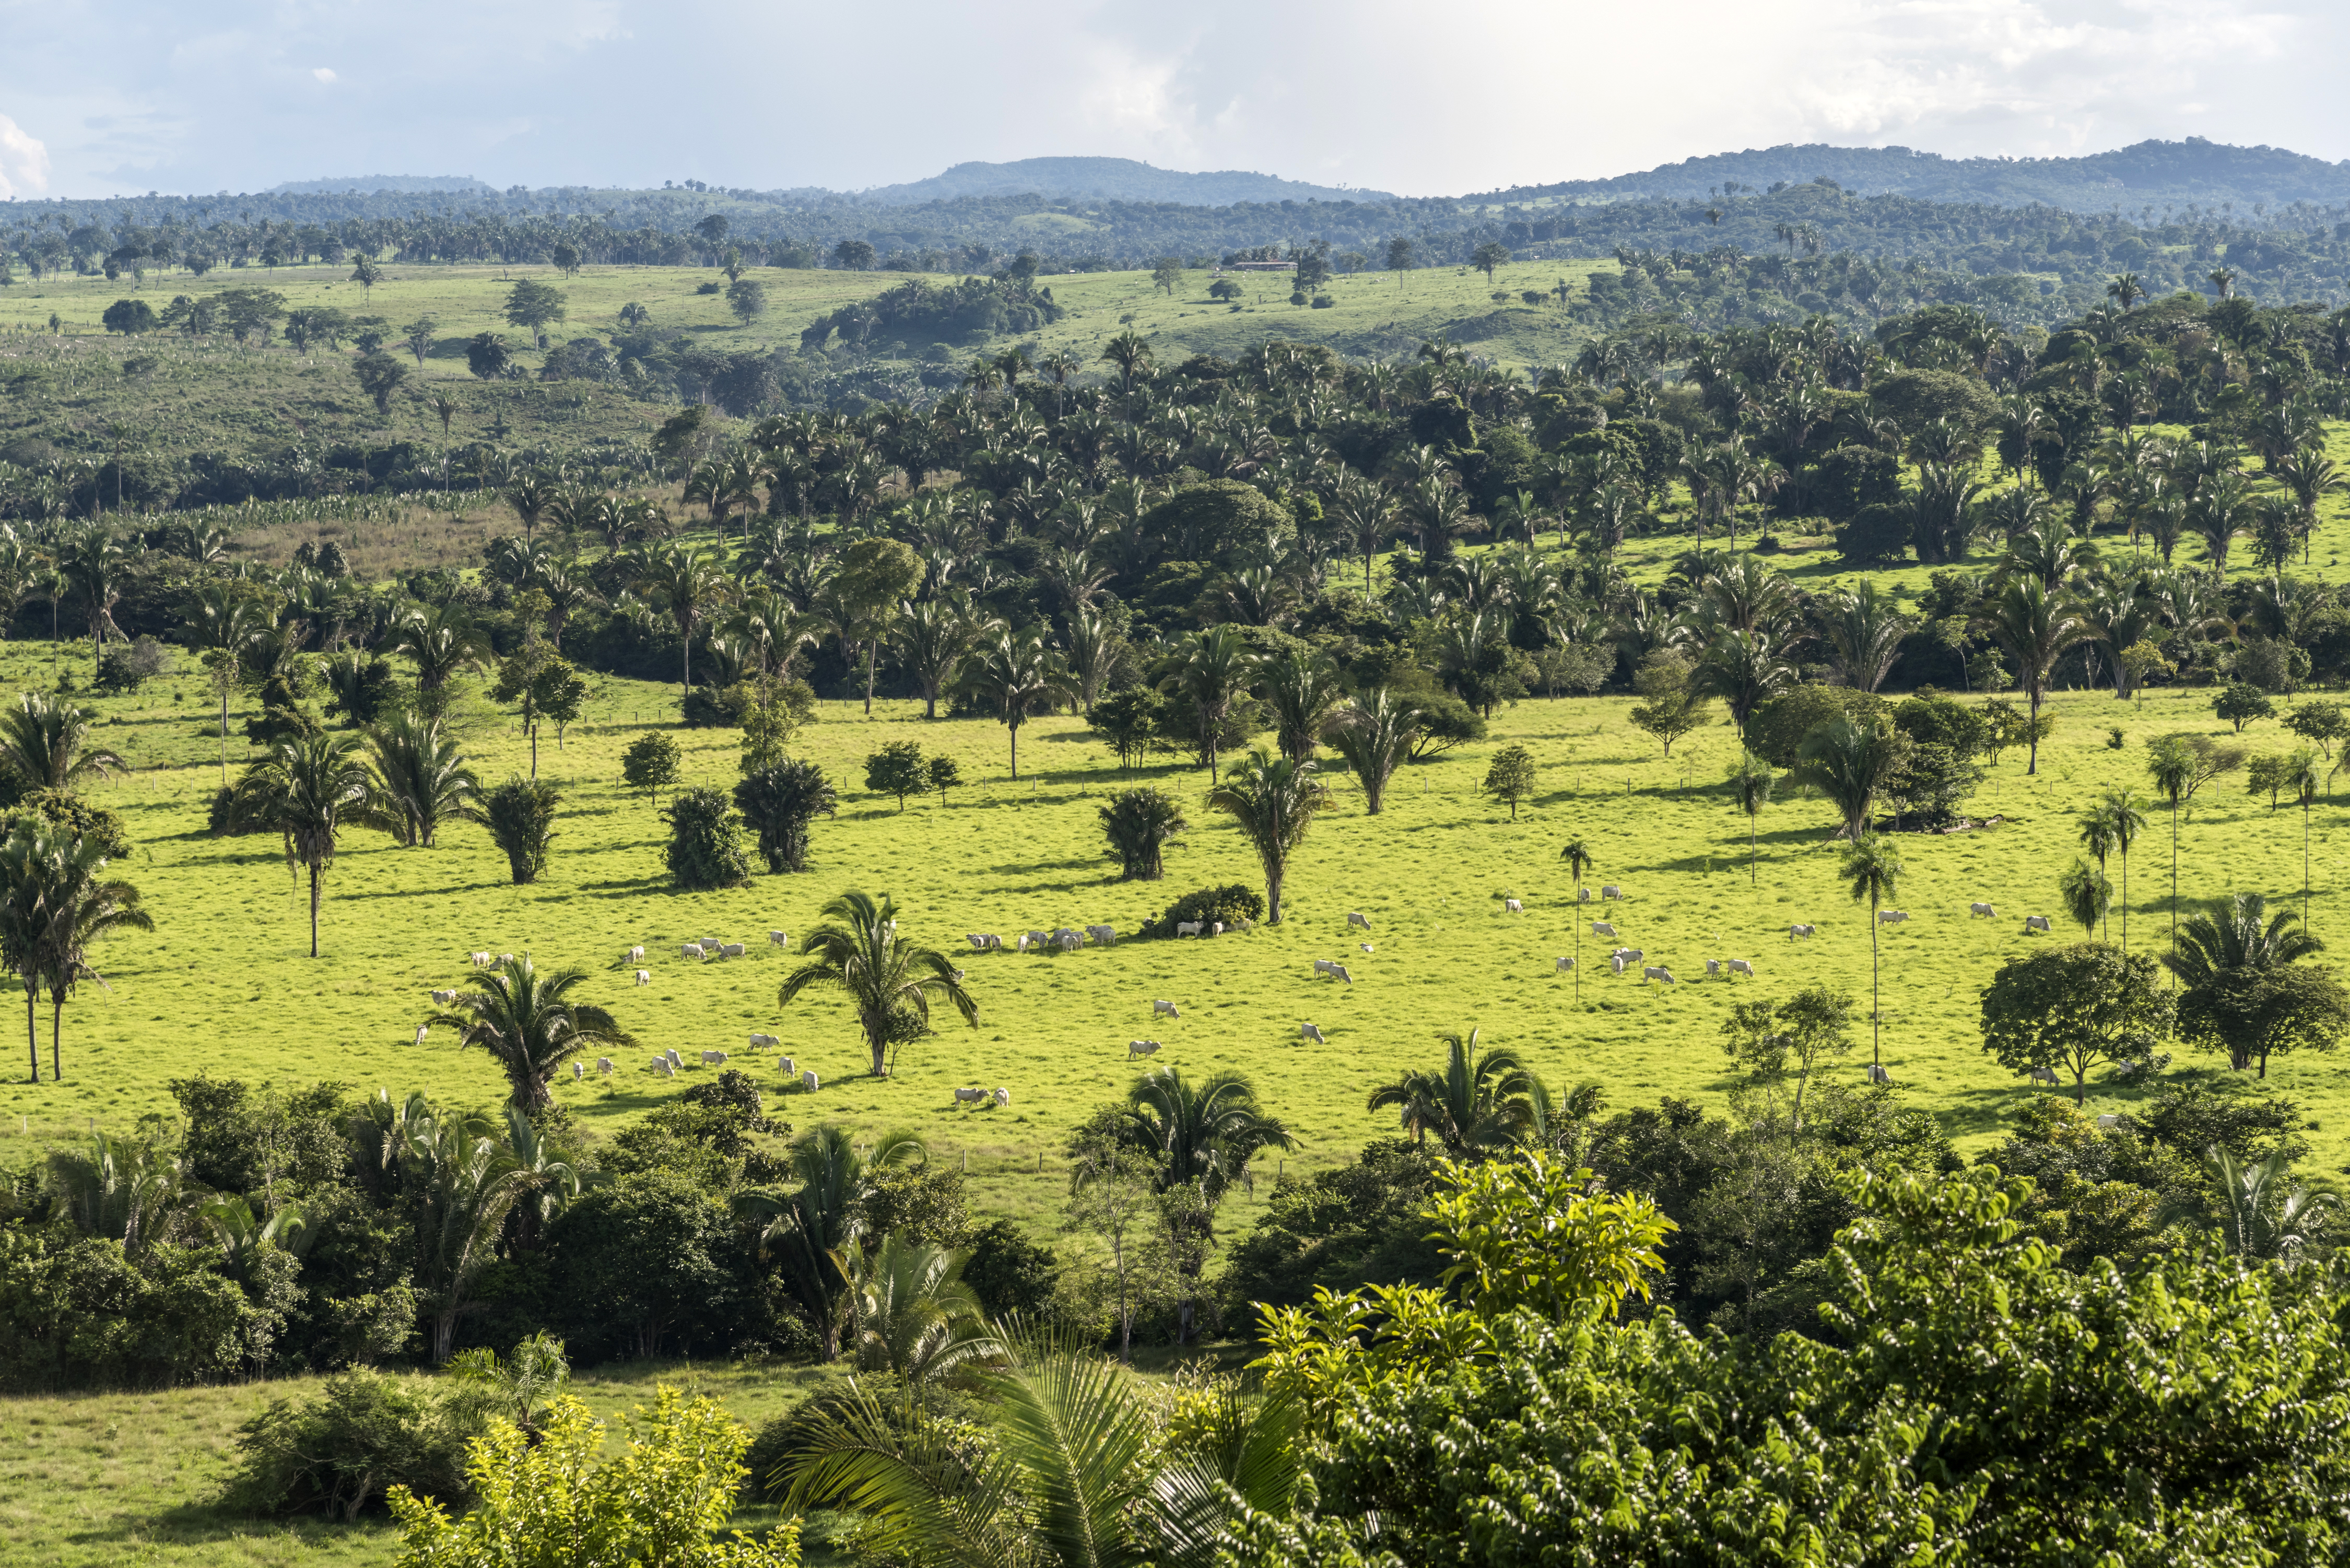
[0,691,125,792]
[779,889,978,1078]
[1561,836,1594,1001]
[1205,748,1329,924]
[2146,738,2196,970]
[958,631,1075,782]
[2095,788,2148,950]
[1816,579,1912,692]
[1979,576,2089,774]
[429,955,632,1112]
[2287,747,2323,930]
[633,543,727,696]
[1839,832,1904,1069]
[1259,650,1346,767]
[232,733,372,958]
[1364,1027,1539,1153]
[1323,690,1423,815]
[186,582,265,783]
[0,823,48,1082]
[2078,807,2116,941]
[734,1124,925,1360]
[55,521,126,666]
[1161,624,1261,777]
[365,712,477,847]
[1727,751,1773,885]
[35,830,151,1084]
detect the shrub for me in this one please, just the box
[6,788,132,859]
[620,731,681,807]
[734,760,836,874]
[476,777,560,885]
[1139,883,1266,939]
[95,636,168,693]
[662,787,751,891]
[1835,501,1912,564]
[962,1218,1060,1322]
[221,1369,490,1520]
[863,740,926,809]
[208,785,266,837]
[1099,787,1186,880]
[680,685,733,728]
[925,754,961,803]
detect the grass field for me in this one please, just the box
[0,630,2344,1225]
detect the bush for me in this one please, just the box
[962,1218,1060,1322]
[1139,883,1266,939]
[1835,501,1912,564]
[863,740,926,809]
[95,636,168,693]
[663,788,752,891]
[224,1369,490,1521]
[6,788,132,859]
[1100,786,1186,880]
[1406,692,1486,760]
[2214,681,2275,732]
[477,777,560,885]
[680,685,733,728]
[735,760,836,874]
[621,730,682,806]
[208,785,267,837]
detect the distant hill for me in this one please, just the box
[861,157,1392,207]
[268,175,494,195]
[1473,138,2350,213]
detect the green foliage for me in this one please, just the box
[1140,884,1264,939]
[1625,650,1709,758]
[661,787,751,891]
[2214,680,2276,732]
[1979,943,2172,1100]
[475,777,560,886]
[734,759,836,875]
[1099,786,1187,881]
[226,1369,489,1522]
[1481,743,1537,819]
[546,1173,741,1361]
[863,740,926,810]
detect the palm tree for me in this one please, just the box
[232,733,372,958]
[2204,1146,2335,1259]
[1559,835,1595,1000]
[958,631,1074,781]
[1120,1066,1295,1341]
[1816,579,1912,692]
[401,1108,524,1364]
[186,582,264,783]
[1839,832,1904,1069]
[494,1105,584,1255]
[1161,624,1261,776]
[2058,858,2112,939]
[1323,690,1422,815]
[1690,628,1795,735]
[2165,892,2326,1076]
[1099,788,1185,881]
[1727,751,1773,885]
[1259,650,1346,766]
[0,691,125,793]
[365,712,477,847]
[890,598,974,721]
[1797,716,1900,840]
[55,521,126,666]
[0,823,50,1082]
[2287,747,2323,929]
[1061,604,1124,716]
[1978,576,2089,774]
[1099,329,1153,395]
[633,543,726,696]
[779,890,978,1078]
[392,603,489,714]
[36,830,151,1084]
[2093,788,2149,950]
[1365,1027,1539,1153]
[429,955,632,1111]
[847,1233,1004,1382]
[734,1124,926,1360]
[2146,737,2198,968]
[475,777,562,886]
[1205,748,1328,924]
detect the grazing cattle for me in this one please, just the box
[993,1088,1011,1108]
[720,943,747,958]
[1969,903,1995,919]
[596,1058,612,1077]
[1301,1023,1325,1043]
[2096,1114,2121,1129]
[1614,949,1645,965]
[1175,920,1203,938]
[651,1056,673,1077]
[1705,959,1722,978]
[2024,915,2052,934]
[636,970,652,986]
[1025,930,1050,951]
[954,1086,990,1107]
[1593,921,1617,938]
[1348,911,1371,930]
[1578,887,1592,903]
[769,930,791,948]
[468,951,490,966]
[499,953,514,965]
[1866,1064,1892,1084]
[749,1032,779,1049]
[1503,898,1523,914]
[700,938,720,949]
[414,1025,429,1046]
[1129,1039,1161,1059]
[1312,959,1333,976]
[1789,924,1816,940]
[1877,910,1909,925]
[1611,955,1628,975]
[430,989,455,1006]
[682,943,704,959]
[780,1056,795,1077]
[1643,965,1675,985]
[2028,1066,2061,1086]
[1088,925,1117,946]
[801,1069,819,1093]
[1231,917,1253,933]
[1728,959,1756,978]
[1359,942,1374,954]
[1330,964,1354,984]
[1154,999,1180,1018]
[571,1062,583,1081]
[1210,922,1225,937]
[665,1049,684,1068]
[1602,885,1623,900]
[1058,932,1082,952]
[1555,957,1575,974]
[627,945,645,962]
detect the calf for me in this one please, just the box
[1347,911,1371,930]
[1789,924,1816,940]
[1153,999,1180,1018]
[2024,915,2052,934]
[1210,922,1225,937]
[1300,1023,1325,1043]
[1969,902,1995,919]
[1059,931,1082,951]
[1129,1039,1161,1059]
[2096,1114,2121,1129]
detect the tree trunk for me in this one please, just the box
[681,628,691,695]
[863,641,877,716]
[309,862,322,958]
[1266,863,1284,924]
[49,995,61,1082]
[1008,724,1020,782]
[528,722,538,780]
[23,983,35,1084]
[219,691,229,783]
[1871,903,1882,1068]
[2026,685,2041,774]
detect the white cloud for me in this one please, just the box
[0,112,50,198]
[311,67,337,84]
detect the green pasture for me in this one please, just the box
[1,638,2346,1223]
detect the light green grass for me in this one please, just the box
[1,638,2346,1224]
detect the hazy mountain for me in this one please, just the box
[860,156,1392,207]
[268,175,495,195]
[1472,138,2350,213]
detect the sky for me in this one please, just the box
[2,0,2347,203]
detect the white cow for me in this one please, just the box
[652,1056,674,1077]
[682,942,704,960]
[1347,911,1371,930]
[720,943,747,958]
[1969,903,1996,919]
[627,945,645,962]
[1613,948,1645,964]
[968,934,998,950]
[1577,887,1592,903]
[1705,959,1722,978]
[780,1056,796,1077]
[2024,915,2052,934]
[414,1025,429,1046]
[1300,1023,1325,1043]
[1154,999,1180,1018]
[769,930,791,948]
[1643,965,1676,985]
[1611,955,1629,975]
[1058,932,1082,952]
[2096,1114,2121,1129]
[499,953,514,964]
[1359,942,1374,954]
[596,1057,613,1077]
[2028,1066,2060,1085]
[1789,924,1816,940]
[666,1049,684,1068]
[1877,910,1910,925]
[1210,922,1225,937]
[1088,925,1117,946]
[1231,917,1253,933]
[749,1032,779,1049]
[1330,964,1354,984]
[1602,885,1623,900]
[1593,921,1617,938]
[1129,1039,1161,1059]
[993,1088,1011,1108]
[571,1062,583,1081]
[1025,930,1050,950]
[1728,959,1756,978]
[953,1087,990,1107]
[1175,920,1203,938]
[636,970,652,986]
[801,1069,819,1092]
[1865,1064,1892,1084]
[1555,957,1576,974]
[1312,959,1334,977]
[1504,898,1523,913]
